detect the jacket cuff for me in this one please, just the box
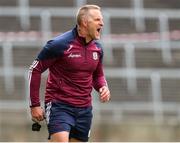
[30,103,40,108]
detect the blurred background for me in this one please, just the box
[1,0,180,141]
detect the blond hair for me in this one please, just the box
[76,4,101,25]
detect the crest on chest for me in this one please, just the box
[92,52,98,60]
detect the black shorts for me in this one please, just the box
[45,101,93,142]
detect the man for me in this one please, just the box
[28,4,111,142]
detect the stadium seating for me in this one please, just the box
[0,0,180,114]
[1,0,180,141]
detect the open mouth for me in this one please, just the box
[97,28,101,33]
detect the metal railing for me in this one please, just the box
[0,0,180,123]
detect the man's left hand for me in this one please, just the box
[99,86,111,103]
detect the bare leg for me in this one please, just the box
[50,131,69,142]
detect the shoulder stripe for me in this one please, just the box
[28,60,39,81]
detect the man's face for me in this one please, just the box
[85,9,104,41]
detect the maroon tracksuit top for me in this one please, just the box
[28,27,107,107]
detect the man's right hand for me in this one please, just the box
[31,106,45,122]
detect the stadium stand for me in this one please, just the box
[1,0,180,141]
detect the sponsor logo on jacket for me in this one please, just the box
[68,53,82,58]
